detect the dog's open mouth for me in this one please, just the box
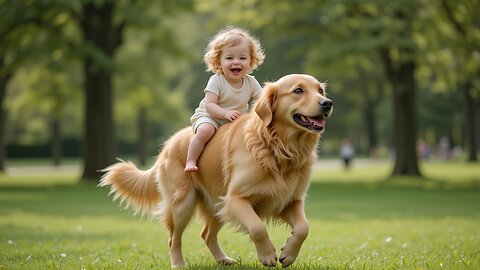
[293,114,325,131]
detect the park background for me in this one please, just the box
[1,0,479,269]
[1,0,479,178]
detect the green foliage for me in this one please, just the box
[6,63,82,144]
[2,0,195,155]
[197,0,479,154]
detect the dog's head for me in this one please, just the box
[255,74,333,134]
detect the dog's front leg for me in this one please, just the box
[278,200,309,267]
[225,196,277,267]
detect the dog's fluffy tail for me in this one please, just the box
[99,160,160,216]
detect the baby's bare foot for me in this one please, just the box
[185,160,198,172]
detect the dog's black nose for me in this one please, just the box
[320,99,333,110]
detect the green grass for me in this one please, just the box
[1,161,480,269]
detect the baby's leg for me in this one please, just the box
[185,123,216,172]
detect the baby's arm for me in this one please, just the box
[205,92,240,121]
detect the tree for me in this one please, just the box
[438,0,479,162]
[0,57,11,171]
[114,16,193,166]
[0,0,71,170]
[78,1,121,179]
[27,66,79,166]
[324,0,421,176]
[205,0,422,176]
[77,0,193,179]
[2,0,194,177]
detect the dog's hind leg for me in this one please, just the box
[166,189,196,268]
[198,205,236,265]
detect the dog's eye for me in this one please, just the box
[293,88,303,94]
[319,89,324,95]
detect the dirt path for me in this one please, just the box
[5,164,81,177]
[4,158,389,177]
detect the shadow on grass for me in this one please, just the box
[0,221,135,243]
[0,182,135,218]
[184,259,336,270]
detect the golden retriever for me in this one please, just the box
[99,74,333,268]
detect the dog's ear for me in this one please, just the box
[255,82,277,127]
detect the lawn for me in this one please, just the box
[1,160,479,269]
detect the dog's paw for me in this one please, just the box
[258,252,277,267]
[256,243,277,267]
[279,253,296,268]
[279,236,302,267]
[217,256,236,265]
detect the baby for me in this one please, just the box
[185,27,265,172]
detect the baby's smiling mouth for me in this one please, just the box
[231,68,242,74]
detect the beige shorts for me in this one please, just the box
[192,116,220,133]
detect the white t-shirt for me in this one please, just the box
[190,73,262,126]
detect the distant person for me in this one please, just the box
[340,138,355,170]
[185,27,265,172]
[416,139,431,160]
[437,136,450,160]
[452,145,463,159]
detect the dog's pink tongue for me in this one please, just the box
[308,117,325,127]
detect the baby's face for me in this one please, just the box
[219,39,252,85]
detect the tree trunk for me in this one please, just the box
[364,104,378,156]
[392,61,420,175]
[51,118,62,166]
[440,0,478,162]
[0,56,11,172]
[80,1,122,180]
[476,98,480,153]
[380,48,421,177]
[0,87,5,172]
[137,106,149,166]
[462,80,478,162]
[363,80,384,157]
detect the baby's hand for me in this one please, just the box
[224,110,241,121]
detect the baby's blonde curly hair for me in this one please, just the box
[203,27,265,74]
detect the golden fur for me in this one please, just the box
[100,74,333,268]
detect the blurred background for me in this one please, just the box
[0,0,478,180]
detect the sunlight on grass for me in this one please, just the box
[421,161,480,182]
[313,159,480,184]
[0,174,78,186]
[312,165,391,183]
[1,160,479,269]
